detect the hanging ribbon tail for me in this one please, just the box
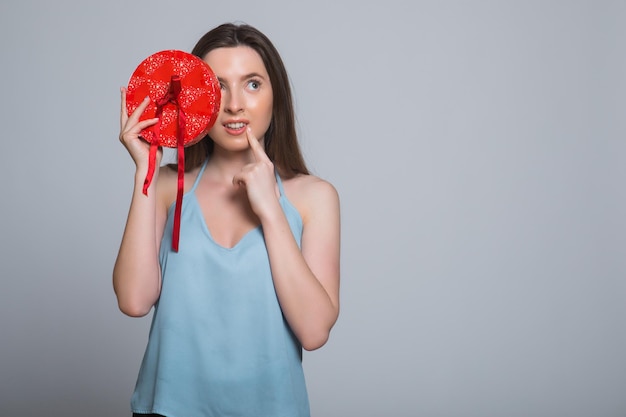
[172,139,184,252]
[143,142,159,195]
[171,79,186,252]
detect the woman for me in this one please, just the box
[113,23,340,417]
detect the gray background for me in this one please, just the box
[1,0,624,416]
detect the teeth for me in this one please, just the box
[226,122,246,129]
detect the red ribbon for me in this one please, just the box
[143,75,186,252]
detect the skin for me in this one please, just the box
[113,46,340,351]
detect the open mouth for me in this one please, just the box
[224,122,247,129]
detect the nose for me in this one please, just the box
[223,89,244,114]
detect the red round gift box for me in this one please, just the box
[126,49,221,147]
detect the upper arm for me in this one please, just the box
[299,178,341,314]
[154,166,177,257]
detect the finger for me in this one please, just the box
[232,171,247,189]
[120,117,159,143]
[133,117,160,134]
[123,95,152,133]
[246,127,270,162]
[120,87,128,129]
[129,95,152,122]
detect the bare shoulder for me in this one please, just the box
[283,174,339,204]
[155,164,204,209]
[282,174,340,223]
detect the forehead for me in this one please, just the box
[203,46,268,78]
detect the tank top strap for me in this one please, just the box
[274,170,285,196]
[275,170,285,197]
[190,158,209,192]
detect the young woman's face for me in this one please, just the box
[204,46,273,152]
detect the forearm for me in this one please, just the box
[113,170,162,317]
[261,206,339,351]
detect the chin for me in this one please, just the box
[213,138,249,152]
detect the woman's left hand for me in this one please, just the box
[232,127,280,219]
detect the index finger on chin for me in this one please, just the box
[246,127,270,162]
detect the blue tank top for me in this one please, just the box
[131,159,310,417]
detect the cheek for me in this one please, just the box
[255,94,273,129]
[264,100,273,124]
[251,92,272,112]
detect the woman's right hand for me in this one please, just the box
[114,89,165,317]
[119,87,161,170]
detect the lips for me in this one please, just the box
[222,120,248,135]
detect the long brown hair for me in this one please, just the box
[181,23,308,178]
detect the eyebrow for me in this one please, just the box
[242,72,266,80]
[217,72,268,83]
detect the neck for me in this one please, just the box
[205,146,256,182]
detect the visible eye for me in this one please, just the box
[219,81,227,90]
[247,79,261,90]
